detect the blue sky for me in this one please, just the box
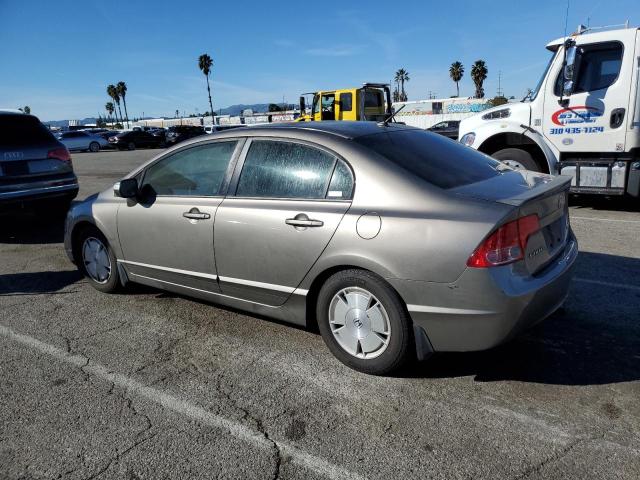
[1,0,637,121]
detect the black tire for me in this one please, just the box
[89,141,100,153]
[73,226,120,293]
[492,148,540,171]
[316,269,413,375]
[127,142,136,151]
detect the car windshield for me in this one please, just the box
[354,129,502,189]
[0,115,56,147]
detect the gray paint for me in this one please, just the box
[65,121,577,353]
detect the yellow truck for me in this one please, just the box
[297,83,392,122]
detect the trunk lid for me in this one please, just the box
[452,170,572,274]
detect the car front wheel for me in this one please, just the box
[74,226,120,293]
[89,141,100,152]
[317,269,413,375]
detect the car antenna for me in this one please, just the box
[380,104,406,127]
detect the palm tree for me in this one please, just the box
[107,84,123,126]
[471,60,488,99]
[116,81,129,126]
[395,68,410,101]
[105,102,115,124]
[106,85,120,124]
[198,54,215,122]
[449,61,464,97]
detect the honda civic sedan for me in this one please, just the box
[64,121,577,375]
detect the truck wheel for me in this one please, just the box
[492,148,540,171]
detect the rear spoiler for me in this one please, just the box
[498,174,572,207]
[450,171,572,207]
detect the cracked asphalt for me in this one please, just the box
[1,148,639,479]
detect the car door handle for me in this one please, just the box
[285,213,323,227]
[183,208,210,220]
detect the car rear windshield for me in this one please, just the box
[0,115,56,147]
[354,129,501,189]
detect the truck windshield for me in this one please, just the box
[526,51,557,102]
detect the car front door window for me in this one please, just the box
[144,141,238,196]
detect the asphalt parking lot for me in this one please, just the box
[1,148,639,480]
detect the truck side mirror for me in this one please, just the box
[562,39,577,97]
[299,96,306,113]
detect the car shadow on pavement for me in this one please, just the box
[0,212,65,244]
[409,251,640,386]
[0,271,82,296]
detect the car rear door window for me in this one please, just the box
[235,140,337,199]
[143,141,237,196]
[326,160,353,199]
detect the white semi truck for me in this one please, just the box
[458,25,640,197]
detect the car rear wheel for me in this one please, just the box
[89,141,100,152]
[127,142,136,151]
[74,226,120,293]
[316,269,413,375]
[492,148,539,171]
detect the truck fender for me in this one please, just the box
[474,122,559,174]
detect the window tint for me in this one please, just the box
[326,160,354,199]
[340,92,353,112]
[364,90,383,108]
[236,141,336,199]
[554,42,623,95]
[143,141,237,196]
[354,129,501,190]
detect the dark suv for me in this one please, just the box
[165,125,205,146]
[0,112,78,214]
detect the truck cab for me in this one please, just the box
[459,25,640,197]
[297,83,392,122]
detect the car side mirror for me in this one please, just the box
[114,178,138,198]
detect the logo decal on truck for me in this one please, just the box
[551,106,603,125]
[550,106,605,135]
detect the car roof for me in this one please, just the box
[225,121,418,140]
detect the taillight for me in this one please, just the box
[48,147,72,165]
[467,214,540,268]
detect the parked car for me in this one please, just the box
[64,122,577,375]
[165,125,205,145]
[427,120,460,139]
[149,127,166,142]
[0,111,78,214]
[97,130,120,141]
[57,130,109,152]
[109,130,164,150]
[205,124,246,134]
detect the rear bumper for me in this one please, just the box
[0,177,78,204]
[558,158,640,197]
[390,234,578,352]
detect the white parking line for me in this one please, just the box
[571,216,640,224]
[0,325,364,480]
[573,277,640,292]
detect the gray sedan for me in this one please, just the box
[57,131,109,152]
[64,122,577,375]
